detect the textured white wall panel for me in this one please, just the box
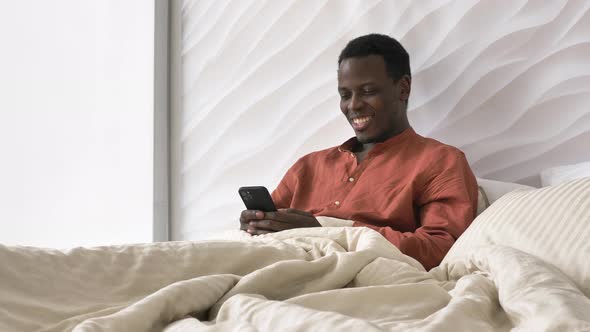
[173,0,590,240]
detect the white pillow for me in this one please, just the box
[443,177,590,297]
[540,162,590,187]
[476,177,535,204]
[475,186,489,216]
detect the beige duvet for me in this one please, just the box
[1,225,589,331]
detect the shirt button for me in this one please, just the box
[348,177,355,182]
[335,201,340,206]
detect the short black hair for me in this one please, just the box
[338,34,411,80]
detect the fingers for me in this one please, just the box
[240,210,264,225]
[243,214,295,235]
[261,211,304,224]
[249,219,292,232]
[247,227,273,236]
[242,209,311,224]
[240,210,265,221]
[245,219,282,235]
[240,210,264,228]
[278,208,314,217]
[240,209,316,235]
[264,210,316,227]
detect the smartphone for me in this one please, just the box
[238,186,277,212]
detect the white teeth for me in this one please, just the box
[352,116,371,125]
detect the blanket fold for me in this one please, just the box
[1,227,589,331]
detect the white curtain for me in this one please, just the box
[172,0,590,240]
[0,0,155,247]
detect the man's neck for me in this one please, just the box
[354,142,375,154]
[355,124,410,154]
[353,148,371,163]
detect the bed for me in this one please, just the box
[1,177,589,331]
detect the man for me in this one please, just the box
[239,34,478,270]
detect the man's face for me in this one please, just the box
[337,55,409,144]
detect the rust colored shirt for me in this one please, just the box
[271,127,478,270]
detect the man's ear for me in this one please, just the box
[398,75,411,101]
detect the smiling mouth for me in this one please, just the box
[350,115,373,131]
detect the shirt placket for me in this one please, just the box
[331,154,372,209]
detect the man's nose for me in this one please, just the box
[348,93,363,112]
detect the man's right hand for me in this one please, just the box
[239,210,265,233]
[240,208,321,235]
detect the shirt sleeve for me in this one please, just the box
[271,159,301,209]
[352,150,478,270]
[271,177,293,209]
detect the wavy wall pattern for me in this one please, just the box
[173,0,590,239]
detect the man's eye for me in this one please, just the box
[363,89,376,95]
[340,94,351,100]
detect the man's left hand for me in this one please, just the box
[246,208,321,235]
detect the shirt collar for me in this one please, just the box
[338,127,416,154]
